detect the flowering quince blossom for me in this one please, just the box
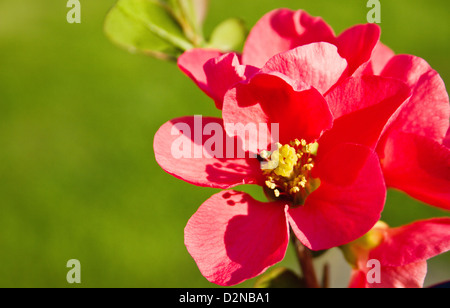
[342,218,450,288]
[374,56,450,210]
[178,8,450,210]
[153,8,450,286]
[151,12,424,286]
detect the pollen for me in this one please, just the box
[260,139,321,206]
[274,143,298,178]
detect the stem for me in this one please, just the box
[322,263,330,288]
[291,234,320,288]
[176,0,204,47]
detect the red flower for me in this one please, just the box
[178,8,450,210]
[374,56,450,210]
[342,218,450,288]
[154,45,413,286]
[178,8,384,109]
[154,8,449,286]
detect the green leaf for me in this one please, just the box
[104,0,194,59]
[163,0,208,46]
[207,18,247,52]
[254,267,305,288]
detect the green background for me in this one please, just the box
[0,0,448,287]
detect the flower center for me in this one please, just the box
[259,139,320,206]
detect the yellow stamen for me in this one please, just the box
[274,189,280,198]
[261,139,321,206]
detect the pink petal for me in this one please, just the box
[369,42,395,75]
[242,9,336,68]
[445,129,450,148]
[349,259,427,288]
[348,269,368,288]
[288,143,386,250]
[178,49,222,95]
[261,42,348,94]
[185,190,290,286]
[370,218,450,267]
[325,75,411,119]
[381,55,450,142]
[349,262,427,288]
[204,53,259,109]
[319,75,411,157]
[222,72,333,151]
[153,116,263,189]
[336,24,380,76]
[379,131,450,210]
[178,50,258,109]
[369,262,427,288]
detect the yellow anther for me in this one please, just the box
[273,144,298,178]
[305,142,319,155]
[265,180,276,190]
[303,163,314,171]
[259,150,270,160]
[290,187,300,194]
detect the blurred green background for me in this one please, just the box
[0,0,449,287]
